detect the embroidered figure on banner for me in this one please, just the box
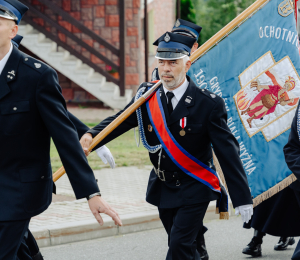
[241,75,297,128]
[234,52,300,142]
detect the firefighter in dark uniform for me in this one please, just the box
[0,1,121,259]
[151,19,208,260]
[8,34,116,259]
[80,31,253,260]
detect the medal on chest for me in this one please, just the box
[179,117,187,136]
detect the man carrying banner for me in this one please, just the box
[80,31,253,260]
[151,18,210,260]
[0,1,121,259]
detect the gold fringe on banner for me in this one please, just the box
[213,149,297,209]
[220,212,230,220]
[253,173,297,207]
[213,151,228,193]
[212,150,230,219]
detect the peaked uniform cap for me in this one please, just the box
[153,32,195,60]
[0,0,28,24]
[172,19,202,40]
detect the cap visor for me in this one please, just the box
[0,13,15,20]
[155,52,187,60]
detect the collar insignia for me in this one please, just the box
[8,70,15,76]
[210,94,216,98]
[34,63,42,69]
[185,98,191,103]
[164,33,171,43]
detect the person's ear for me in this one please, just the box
[185,60,191,73]
[9,23,18,40]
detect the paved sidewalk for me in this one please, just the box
[31,166,232,247]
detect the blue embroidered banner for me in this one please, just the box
[188,0,300,201]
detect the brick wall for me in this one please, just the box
[26,0,141,91]
[24,0,175,103]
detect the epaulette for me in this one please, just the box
[198,88,219,103]
[21,55,49,75]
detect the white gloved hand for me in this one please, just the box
[96,145,116,169]
[235,204,253,223]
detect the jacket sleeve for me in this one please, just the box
[283,104,300,179]
[86,97,138,150]
[208,98,252,208]
[67,111,90,139]
[36,67,99,199]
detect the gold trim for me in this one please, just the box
[220,212,230,220]
[278,0,294,17]
[261,123,292,142]
[253,173,297,207]
[234,55,300,141]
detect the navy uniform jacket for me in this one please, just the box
[87,77,252,208]
[284,103,300,191]
[0,46,99,221]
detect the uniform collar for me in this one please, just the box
[159,76,196,126]
[0,45,22,101]
[163,77,189,102]
[0,42,13,75]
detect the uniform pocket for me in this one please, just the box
[0,100,31,135]
[19,163,52,213]
[185,123,202,134]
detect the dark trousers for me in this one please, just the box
[159,202,210,260]
[0,219,39,260]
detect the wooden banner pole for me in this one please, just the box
[53,0,270,182]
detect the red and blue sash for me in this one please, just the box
[146,88,228,218]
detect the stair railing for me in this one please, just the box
[19,0,126,96]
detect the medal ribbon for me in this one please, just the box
[180,117,187,129]
[146,90,222,193]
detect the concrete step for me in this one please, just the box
[18,21,132,109]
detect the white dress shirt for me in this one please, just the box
[0,43,13,76]
[163,77,189,109]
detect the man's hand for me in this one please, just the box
[88,196,122,226]
[80,133,93,156]
[96,146,116,169]
[235,204,253,223]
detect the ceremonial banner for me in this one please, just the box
[188,0,300,205]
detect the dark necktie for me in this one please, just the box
[166,91,174,116]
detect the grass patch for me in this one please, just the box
[50,124,151,173]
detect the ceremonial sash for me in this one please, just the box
[146,88,228,218]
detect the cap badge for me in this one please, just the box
[164,33,171,43]
[175,19,180,28]
[34,63,41,69]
